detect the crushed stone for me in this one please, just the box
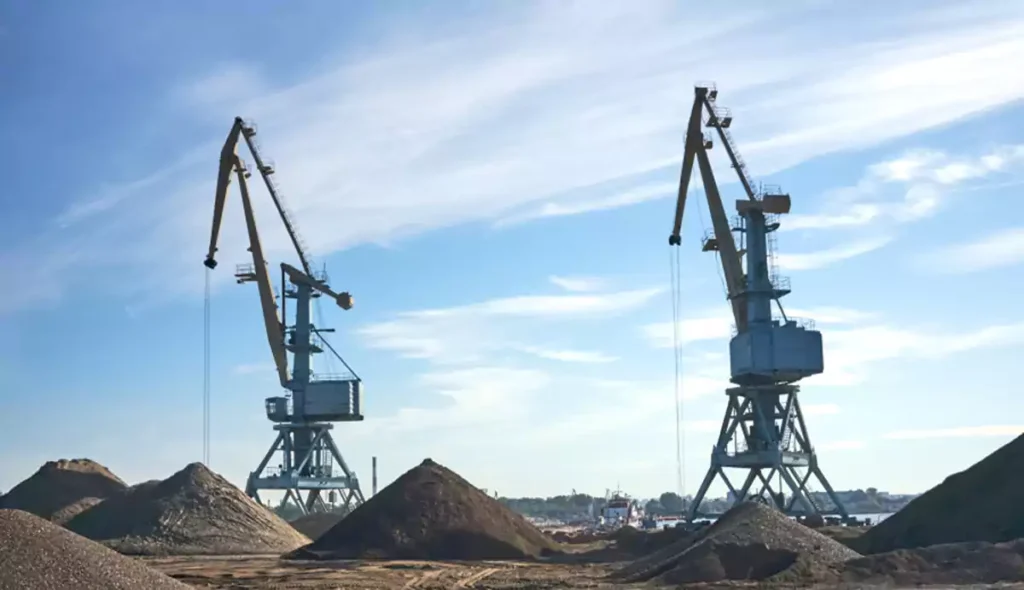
[288,458,561,560]
[0,508,192,590]
[855,432,1024,554]
[67,462,309,555]
[0,458,126,521]
[612,502,860,585]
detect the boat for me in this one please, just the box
[599,490,645,530]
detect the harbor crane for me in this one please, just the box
[669,83,850,521]
[204,117,366,515]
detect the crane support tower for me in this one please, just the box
[669,83,849,521]
[204,117,366,515]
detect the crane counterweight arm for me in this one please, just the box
[204,118,245,269]
[281,263,354,310]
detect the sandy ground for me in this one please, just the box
[143,555,1024,590]
[145,556,621,589]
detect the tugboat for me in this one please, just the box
[600,490,645,530]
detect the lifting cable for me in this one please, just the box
[203,267,211,466]
[669,246,685,499]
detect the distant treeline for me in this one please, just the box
[497,488,917,520]
[266,487,917,522]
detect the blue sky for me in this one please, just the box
[2,0,1024,500]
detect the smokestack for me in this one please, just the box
[372,456,378,496]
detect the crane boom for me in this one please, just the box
[202,117,290,387]
[669,86,748,331]
[204,118,244,269]
[234,158,290,387]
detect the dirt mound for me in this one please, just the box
[613,502,860,585]
[615,525,691,555]
[855,432,1024,554]
[0,458,126,521]
[51,496,105,526]
[796,538,1024,586]
[0,509,191,590]
[288,458,561,560]
[289,511,345,541]
[67,462,309,555]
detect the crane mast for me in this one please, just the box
[203,117,366,515]
[668,83,850,522]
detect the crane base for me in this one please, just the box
[245,422,365,516]
[686,384,850,521]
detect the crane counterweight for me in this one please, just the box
[669,83,849,522]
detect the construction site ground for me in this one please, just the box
[142,555,1024,590]
[145,555,614,589]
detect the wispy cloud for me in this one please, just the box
[643,305,873,349]
[518,346,618,364]
[785,144,1024,232]
[819,440,867,451]
[803,403,841,416]
[774,237,893,271]
[643,305,1024,387]
[497,181,677,226]
[9,1,1024,312]
[547,275,610,293]
[882,425,1023,440]
[921,226,1024,274]
[818,321,1024,386]
[358,282,658,363]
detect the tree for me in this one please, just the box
[659,492,684,514]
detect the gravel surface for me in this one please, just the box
[0,508,192,590]
[67,462,309,555]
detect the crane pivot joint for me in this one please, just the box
[669,235,682,246]
[204,258,218,270]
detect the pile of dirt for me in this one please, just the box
[817,524,869,550]
[811,538,1024,586]
[612,502,860,585]
[0,458,126,521]
[289,511,345,541]
[0,509,191,590]
[614,525,691,555]
[287,458,561,560]
[66,462,309,555]
[51,496,105,526]
[855,432,1024,554]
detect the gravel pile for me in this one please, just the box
[0,508,192,590]
[288,458,561,560]
[67,462,309,555]
[613,502,861,585]
[855,432,1024,554]
[0,458,126,521]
